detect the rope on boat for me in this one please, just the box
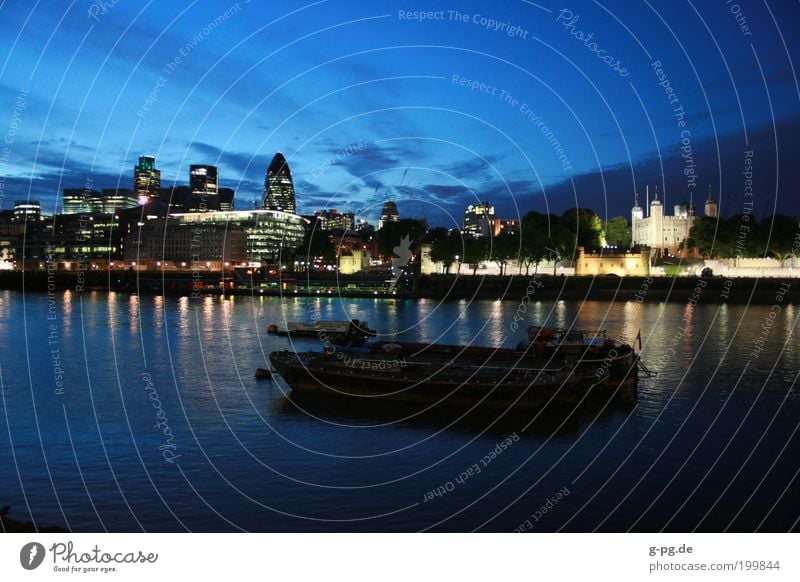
[637,358,657,377]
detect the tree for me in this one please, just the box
[548,221,575,275]
[377,219,427,259]
[686,216,729,259]
[760,214,797,265]
[604,216,631,248]
[463,236,489,275]
[519,211,554,275]
[561,208,605,252]
[423,226,449,244]
[299,227,335,270]
[487,232,519,276]
[429,230,460,273]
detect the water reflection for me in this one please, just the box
[2,292,799,532]
[128,294,139,334]
[280,392,597,437]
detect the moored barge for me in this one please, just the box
[269,326,641,410]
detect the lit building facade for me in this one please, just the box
[378,200,399,229]
[479,217,519,237]
[172,209,307,262]
[189,164,219,212]
[63,189,137,214]
[338,250,370,274]
[63,189,96,214]
[631,186,716,258]
[13,200,41,222]
[575,246,651,276]
[463,202,494,236]
[123,219,248,267]
[314,209,354,231]
[98,189,137,213]
[262,152,296,213]
[134,155,161,203]
[45,213,123,260]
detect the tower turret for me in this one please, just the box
[649,185,663,217]
[631,191,644,247]
[704,185,718,218]
[632,191,644,220]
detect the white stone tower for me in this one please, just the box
[650,185,664,255]
[704,185,718,217]
[631,191,644,246]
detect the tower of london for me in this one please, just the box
[631,185,717,258]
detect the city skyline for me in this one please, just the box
[1,2,798,228]
[2,0,800,551]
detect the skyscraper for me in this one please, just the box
[219,187,235,212]
[261,152,296,213]
[189,164,219,211]
[134,155,161,203]
[378,200,399,230]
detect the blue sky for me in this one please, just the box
[1,0,798,226]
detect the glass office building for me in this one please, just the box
[172,209,307,262]
[261,152,296,214]
[134,155,161,203]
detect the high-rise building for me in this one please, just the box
[261,152,295,213]
[189,164,219,212]
[13,200,41,222]
[63,188,137,214]
[99,189,138,213]
[172,209,307,262]
[378,200,399,230]
[134,155,161,203]
[159,186,192,212]
[63,188,97,214]
[314,209,355,231]
[463,201,494,236]
[219,187,235,212]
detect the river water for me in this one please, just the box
[0,289,798,532]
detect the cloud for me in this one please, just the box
[497,117,800,221]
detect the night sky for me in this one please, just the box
[1,0,798,227]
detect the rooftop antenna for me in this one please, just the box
[646,185,649,216]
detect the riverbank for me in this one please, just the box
[415,274,797,304]
[0,270,795,303]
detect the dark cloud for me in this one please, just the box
[494,117,800,221]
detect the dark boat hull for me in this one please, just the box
[269,348,637,410]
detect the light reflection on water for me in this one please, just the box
[0,289,798,533]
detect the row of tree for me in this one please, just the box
[297,209,799,273]
[428,209,620,275]
[299,210,629,275]
[686,214,798,261]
